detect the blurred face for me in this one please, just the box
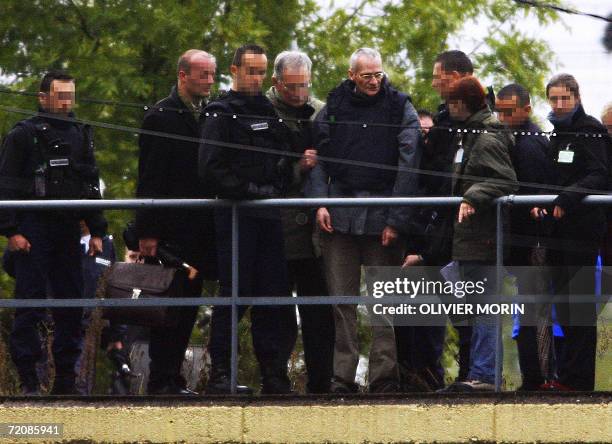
[273,66,311,107]
[348,56,384,96]
[448,100,470,121]
[419,115,433,136]
[179,55,216,100]
[39,80,75,115]
[495,95,531,128]
[601,111,612,134]
[548,85,579,118]
[231,52,268,95]
[432,62,461,100]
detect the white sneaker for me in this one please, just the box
[460,380,495,391]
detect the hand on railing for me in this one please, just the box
[457,201,476,223]
[531,206,565,220]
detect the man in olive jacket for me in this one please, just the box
[266,50,335,393]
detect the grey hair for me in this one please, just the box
[349,47,382,71]
[273,51,312,80]
[177,49,216,76]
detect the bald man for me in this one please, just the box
[136,49,218,395]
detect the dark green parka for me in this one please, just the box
[451,107,518,262]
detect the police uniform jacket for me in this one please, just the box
[0,111,106,238]
[198,90,291,205]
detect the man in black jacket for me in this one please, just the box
[0,70,106,395]
[403,51,474,388]
[136,49,218,395]
[495,83,556,390]
[199,44,296,394]
[532,74,609,391]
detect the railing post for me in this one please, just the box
[230,203,239,394]
[495,199,504,392]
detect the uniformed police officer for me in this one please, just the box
[199,44,296,394]
[0,70,107,395]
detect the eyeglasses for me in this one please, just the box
[358,72,385,81]
[280,81,312,92]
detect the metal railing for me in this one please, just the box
[0,194,610,394]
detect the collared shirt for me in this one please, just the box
[178,90,203,120]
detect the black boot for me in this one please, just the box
[516,327,545,391]
[17,370,40,396]
[205,367,253,395]
[51,376,77,395]
[260,365,292,395]
[20,379,40,396]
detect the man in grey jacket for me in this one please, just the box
[307,48,421,393]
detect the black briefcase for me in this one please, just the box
[101,262,184,327]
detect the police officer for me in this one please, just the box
[0,70,106,395]
[199,44,296,394]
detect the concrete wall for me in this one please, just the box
[0,395,610,443]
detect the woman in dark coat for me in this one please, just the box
[531,73,609,391]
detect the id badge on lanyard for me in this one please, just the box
[558,143,575,164]
[454,137,464,164]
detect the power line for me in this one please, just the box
[0,104,609,197]
[513,0,612,23]
[0,89,608,137]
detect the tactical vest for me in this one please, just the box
[23,117,100,199]
[324,80,410,191]
[207,93,289,187]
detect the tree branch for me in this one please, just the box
[67,0,96,41]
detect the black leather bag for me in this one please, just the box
[101,262,184,327]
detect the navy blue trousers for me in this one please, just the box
[9,213,84,388]
[208,209,297,377]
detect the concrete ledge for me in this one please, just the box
[0,393,610,443]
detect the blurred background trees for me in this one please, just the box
[0,0,566,394]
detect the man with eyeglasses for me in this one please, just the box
[265,50,335,393]
[307,47,421,393]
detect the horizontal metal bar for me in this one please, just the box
[496,194,612,206]
[1,295,610,308]
[0,194,611,210]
